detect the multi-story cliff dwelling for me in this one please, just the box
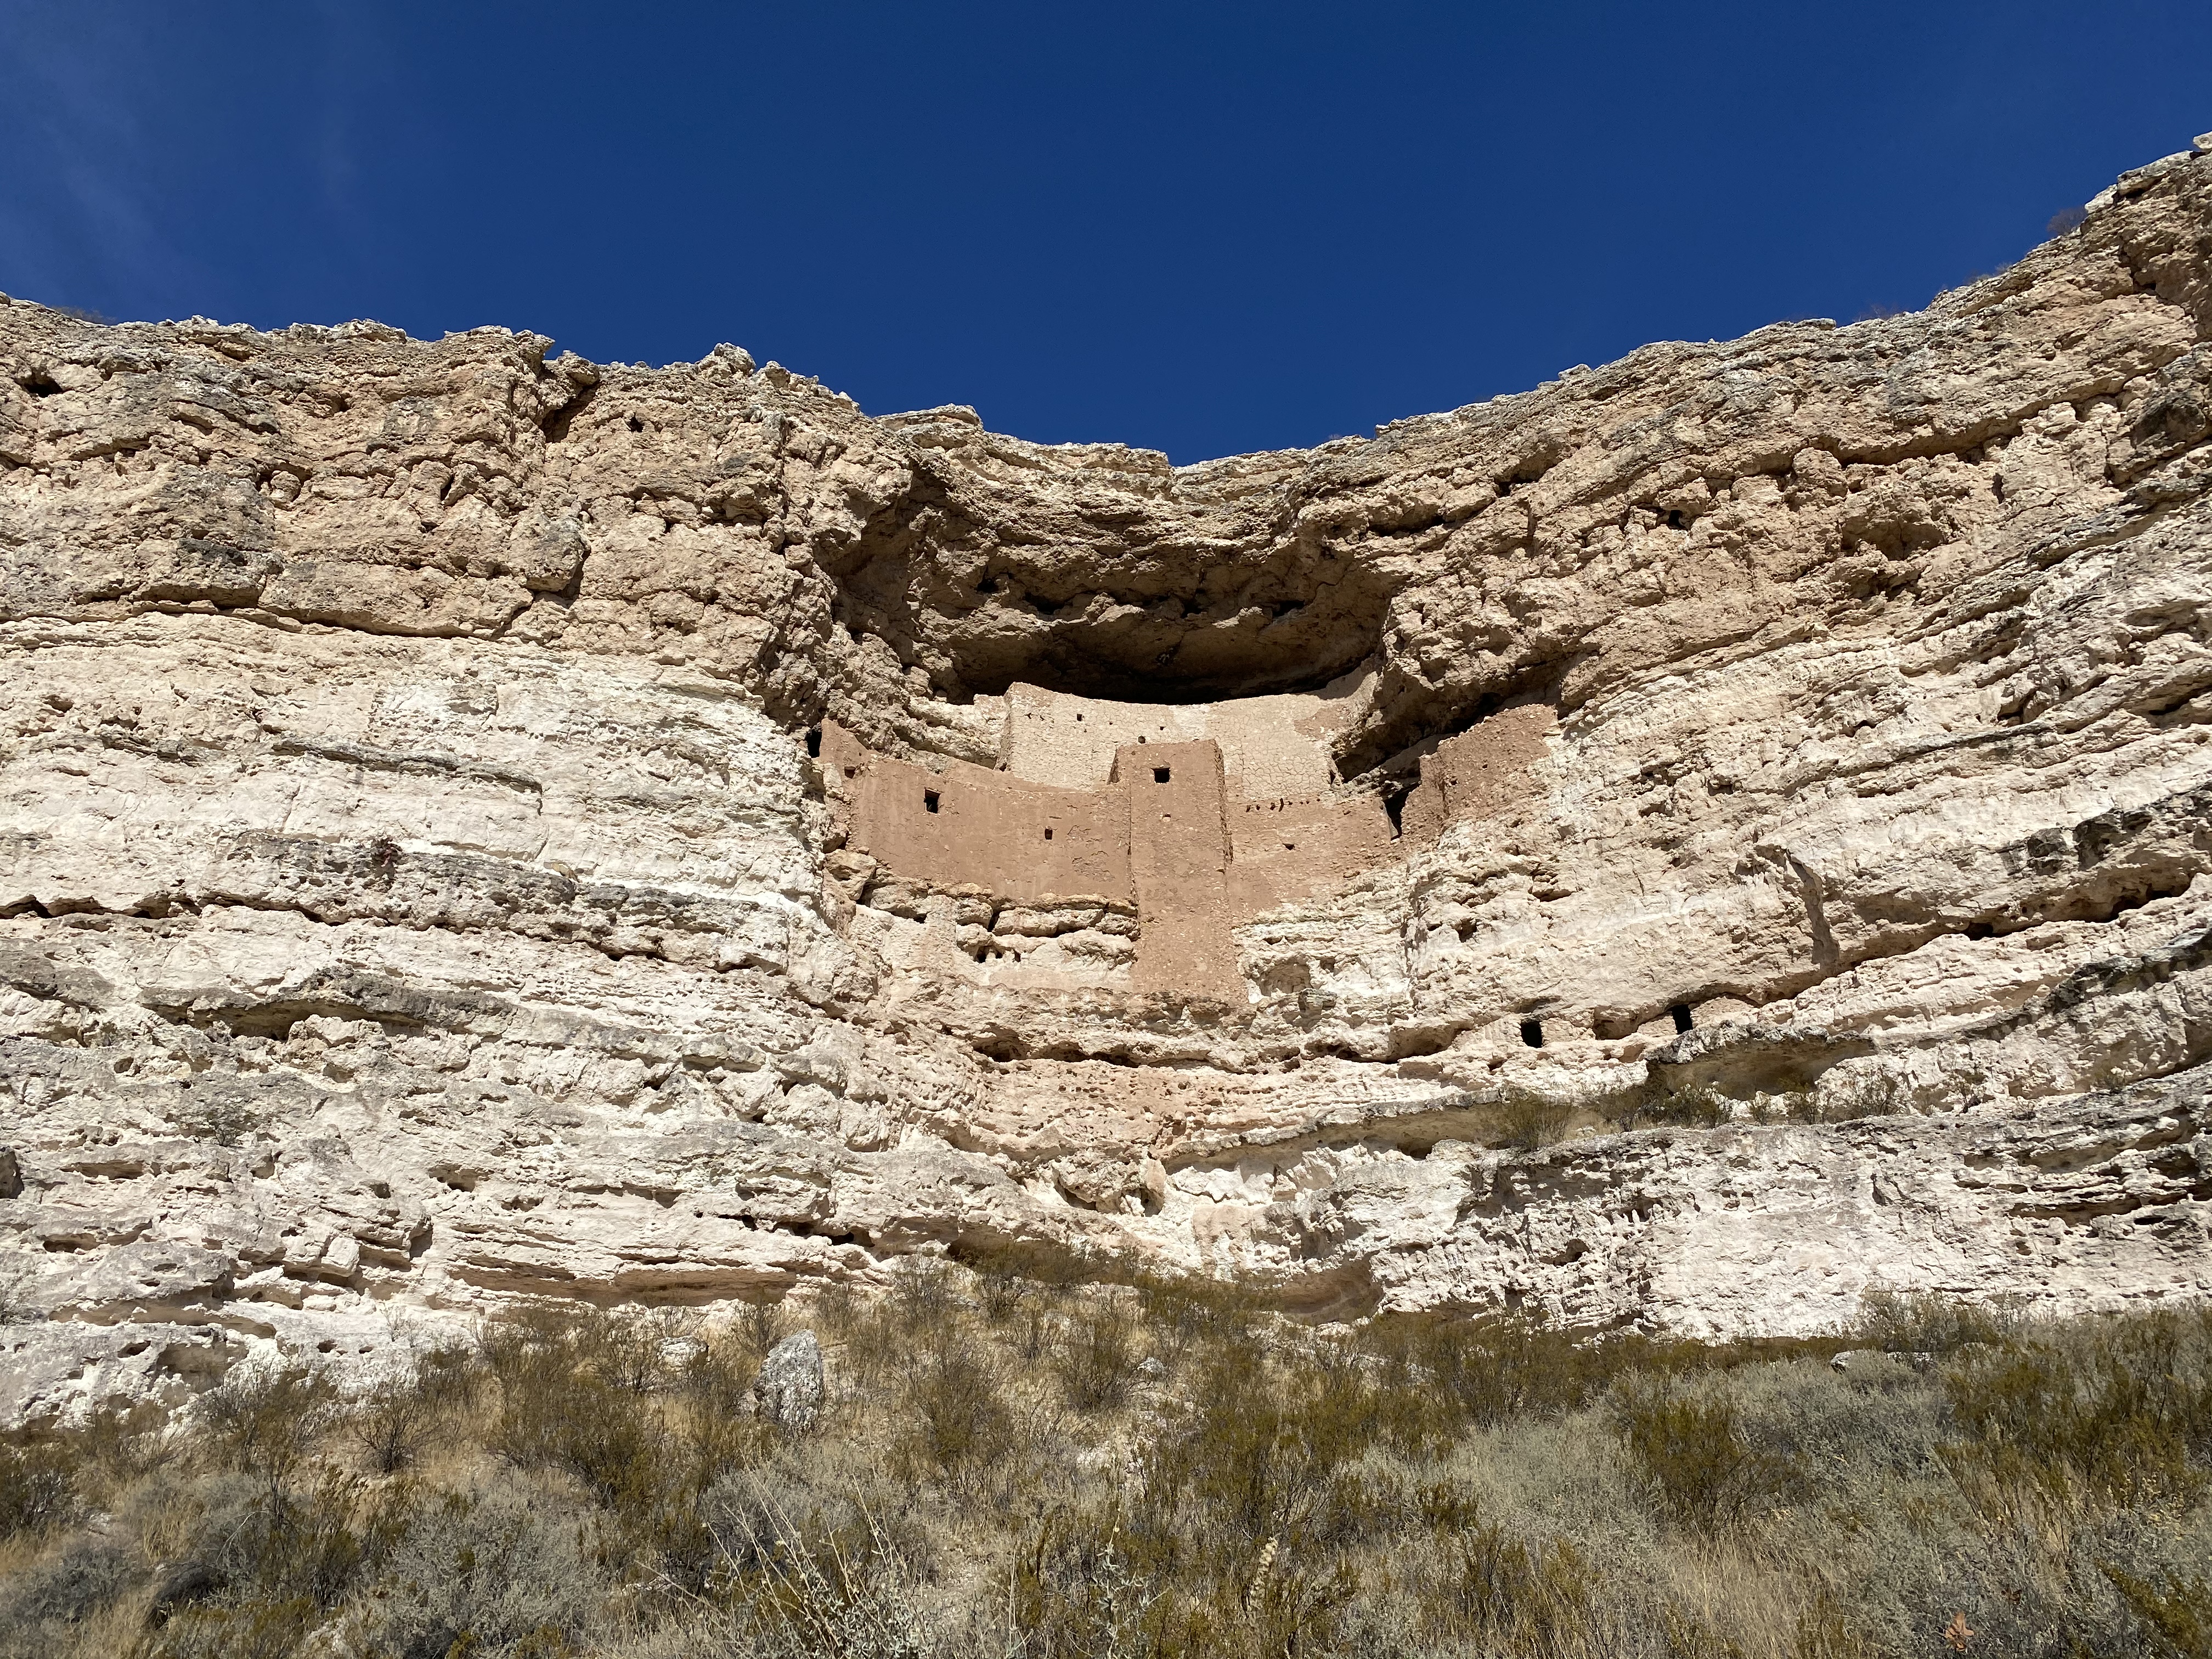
[818,674,1545,1002]
[3,137,2211,1428]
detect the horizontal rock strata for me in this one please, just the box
[5,139,2212,1423]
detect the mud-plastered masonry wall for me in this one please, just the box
[821,678,1553,1000]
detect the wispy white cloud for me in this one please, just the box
[0,2,215,314]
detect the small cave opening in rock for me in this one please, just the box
[540,384,595,443]
[1380,780,1413,839]
[1520,1018,1545,1048]
[804,726,822,758]
[1670,1002,1694,1034]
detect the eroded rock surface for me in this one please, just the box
[4,139,2212,1424]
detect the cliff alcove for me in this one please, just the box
[822,416,1397,706]
[4,137,2212,1427]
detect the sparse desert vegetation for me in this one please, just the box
[2,1267,2208,1658]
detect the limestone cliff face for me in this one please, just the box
[5,139,2212,1427]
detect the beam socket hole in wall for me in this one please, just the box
[804,726,822,758]
[1153,766,1171,784]
[1669,1002,1694,1034]
[1043,828,1053,840]
[844,766,857,778]
[924,789,941,814]
[1520,1018,1545,1048]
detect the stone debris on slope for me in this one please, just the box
[2,144,2211,1424]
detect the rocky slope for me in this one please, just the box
[4,138,2211,1427]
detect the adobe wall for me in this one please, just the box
[1002,678,1361,797]
[1113,740,1241,1000]
[1401,702,1556,841]
[1227,791,1395,918]
[824,692,1553,997]
[822,721,1131,906]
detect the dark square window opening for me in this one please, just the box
[923,789,940,814]
[1043,827,1053,840]
[1153,766,1171,784]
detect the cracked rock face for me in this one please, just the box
[5,139,2212,1426]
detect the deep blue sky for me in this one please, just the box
[3,3,2206,462]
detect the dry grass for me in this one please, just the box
[1,1276,2208,1658]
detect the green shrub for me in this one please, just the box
[1631,1082,1734,1129]
[975,1260,1034,1327]
[499,1356,665,1512]
[1939,1309,2212,1509]
[1135,1272,1261,1368]
[893,1328,1012,1477]
[1128,1345,1383,1572]
[1,1535,132,1627]
[0,1440,78,1538]
[887,1257,958,1332]
[148,1472,403,1659]
[1486,1086,1575,1150]
[1360,1311,1688,1448]
[1615,1386,1805,1531]
[198,1360,337,1513]
[351,1482,594,1659]
[566,1304,696,1394]
[734,1297,790,1363]
[693,1488,927,1659]
[1858,1288,2022,1354]
[1056,1294,1138,1410]
[1447,1520,1602,1650]
[346,1367,453,1477]
[148,1595,323,1659]
[2102,1561,2212,1658]
[1009,1508,1161,1658]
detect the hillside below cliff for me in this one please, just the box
[3,138,2211,1428]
